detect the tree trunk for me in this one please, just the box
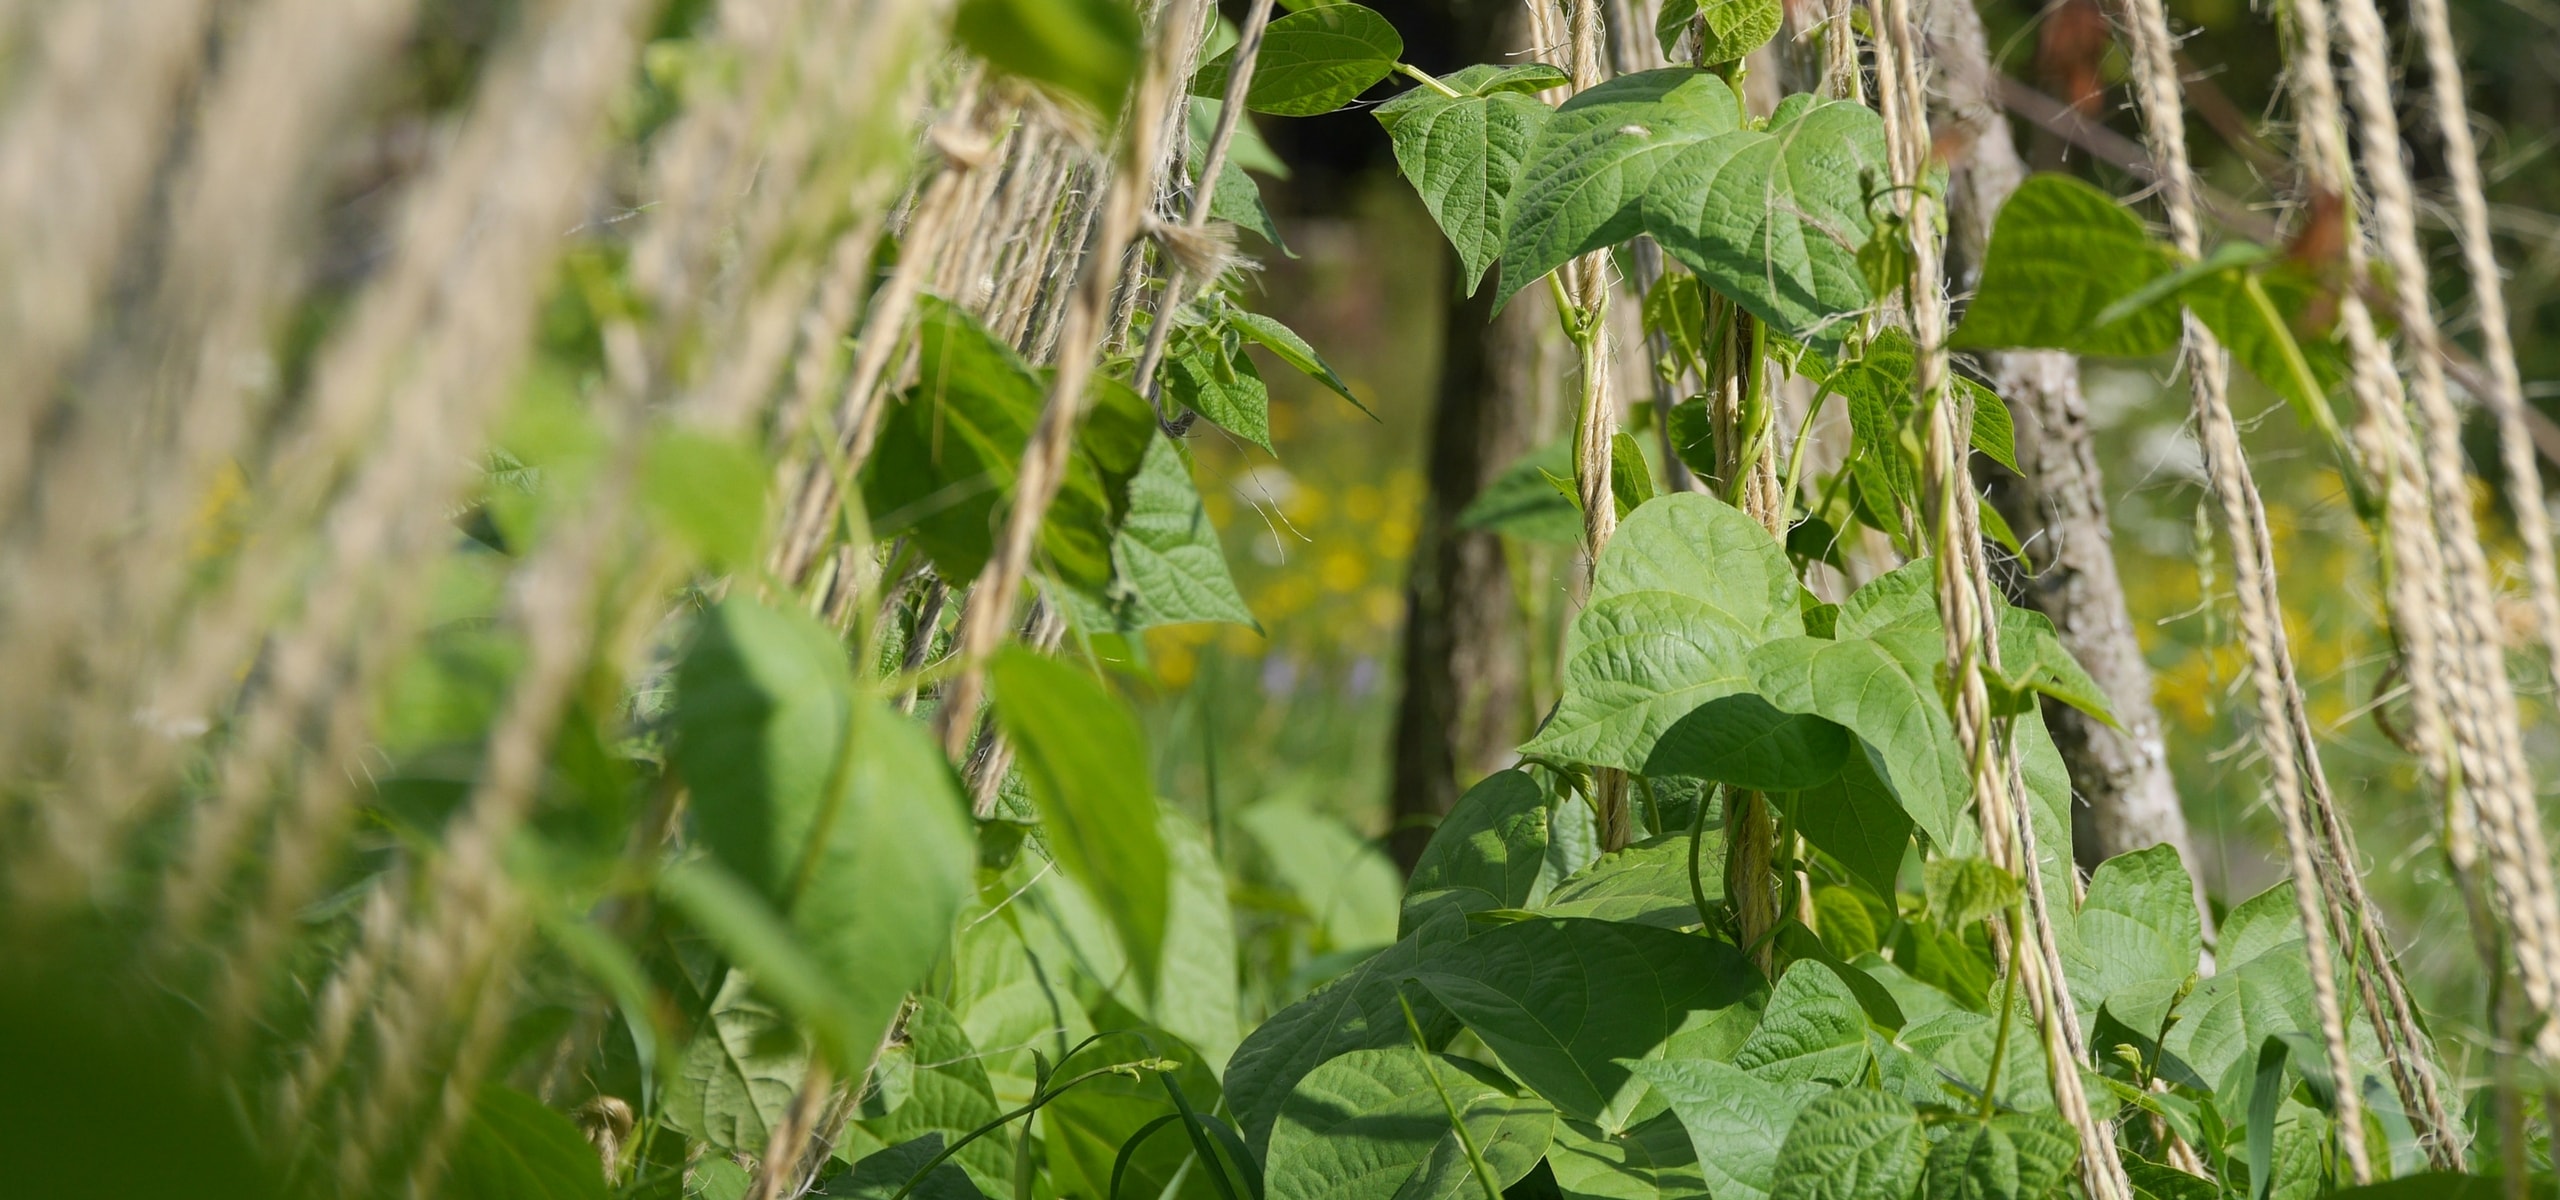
[1930,0,2201,876]
[1388,269,1543,872]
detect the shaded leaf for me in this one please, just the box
[1538,832,1722,929]
[1630,1059,1827,1200]
[1413,917,1765,1130]
[1949,174,2180,357]
[1405,769,1552,927]
[990,648,1171,996]
[446,1086,612,1200]
[1265,1048,1557,1200]
[954,0,1142,120]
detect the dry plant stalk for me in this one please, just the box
[937,0,1211,768]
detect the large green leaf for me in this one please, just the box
[1225,910,1471,1156]
[1767,1088,1925,1200]
[1497,69,1743,304]
[1746,628,1970,851]
[1787,748,1912,898]
[1948,174,2181,357]
[1105,434,1255,633]
[1548,1113,1712,1200]
[1194,3,1403,117]
[445,1086,613,1200]
[1732,960,1871,1085]
[1537,831,1723,929]
[667,976,809,1156]
[1629,1059,1827,1200]
[855,998,1011,1193]
[1641,94,1888,340]
[1376,68,1555,294]
[1413,918,1765,1130]
[953,0,1141,120]
[1265,1047,1558,1200]
[2063,844,2201,1034]
[989,648,1171,996]
[1523,494,1803,773]
[1404,769,1551,926]
[2162,885,2314,1099]
[670,600,975,1069]
[1921,1113,2077,1200]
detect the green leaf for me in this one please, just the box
[1165,332,1272,451]
[1538,832,1723,929]
[1240,798,1403,950]
[671,600,975,1070]
[1902,1007,2052,1112]
[990,648,1171,996]
[1547,1113,1711,1200]
[1948,174,2181,357]
[1923,856,2020,929]
[641,430,767,568]
[1376,74,1553,294]
[861,297,1039,583]
[854,999,1011,1193]
[954,0,1141,120]
[1657,0,1784,64]
[1413,917,1765,1130]
[1405,769,1551,926]
[1644,692,1853,791]
[1225,909,1471,1156]
[668,976,809,1156]
[1194,3,1403,117]
[1767,1088,1925,1200]
[1746,629,1971,851]
[1041,1026,1229,1200]
[1732,960,1871,1085]
[1497,69,1743,304]
[1265,1047,1556,1200]
[1641,94,1888,341]
[818,1134,990,1200]
[1524,493,1804,773]
[1987,606,2118,726]
[1226,309,1371,415]
[1610,431,1658,516]
[1968,384,2018,473]
[1189,99,1288,250]
[2179,267,2358,476]
[1922,1114,2078,1200]
[1786,748,1912,897]
[2064,844,2201,1030]
[2161,885,2314,1100]
[445,1086,612,1200]
[1461,441,1585,545]
[1105,434,1256,632]
[1152,810,1244,1072]
[1629,1059,1827,1200]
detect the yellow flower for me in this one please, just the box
[1320,548,1366,593]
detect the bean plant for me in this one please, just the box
[0,0,2535,1199]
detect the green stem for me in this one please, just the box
[1396,62,1464,98]
[1780,387,1836,515]
[1980,913,2025,1119]
[1689,784,1718,930]
[1726,316,1771,508]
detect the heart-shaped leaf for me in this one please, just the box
[1497,69,1743,304]
[1642,94,1889,341]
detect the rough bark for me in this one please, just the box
[1389,271,1543,872]
[1929,0,2199,874]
